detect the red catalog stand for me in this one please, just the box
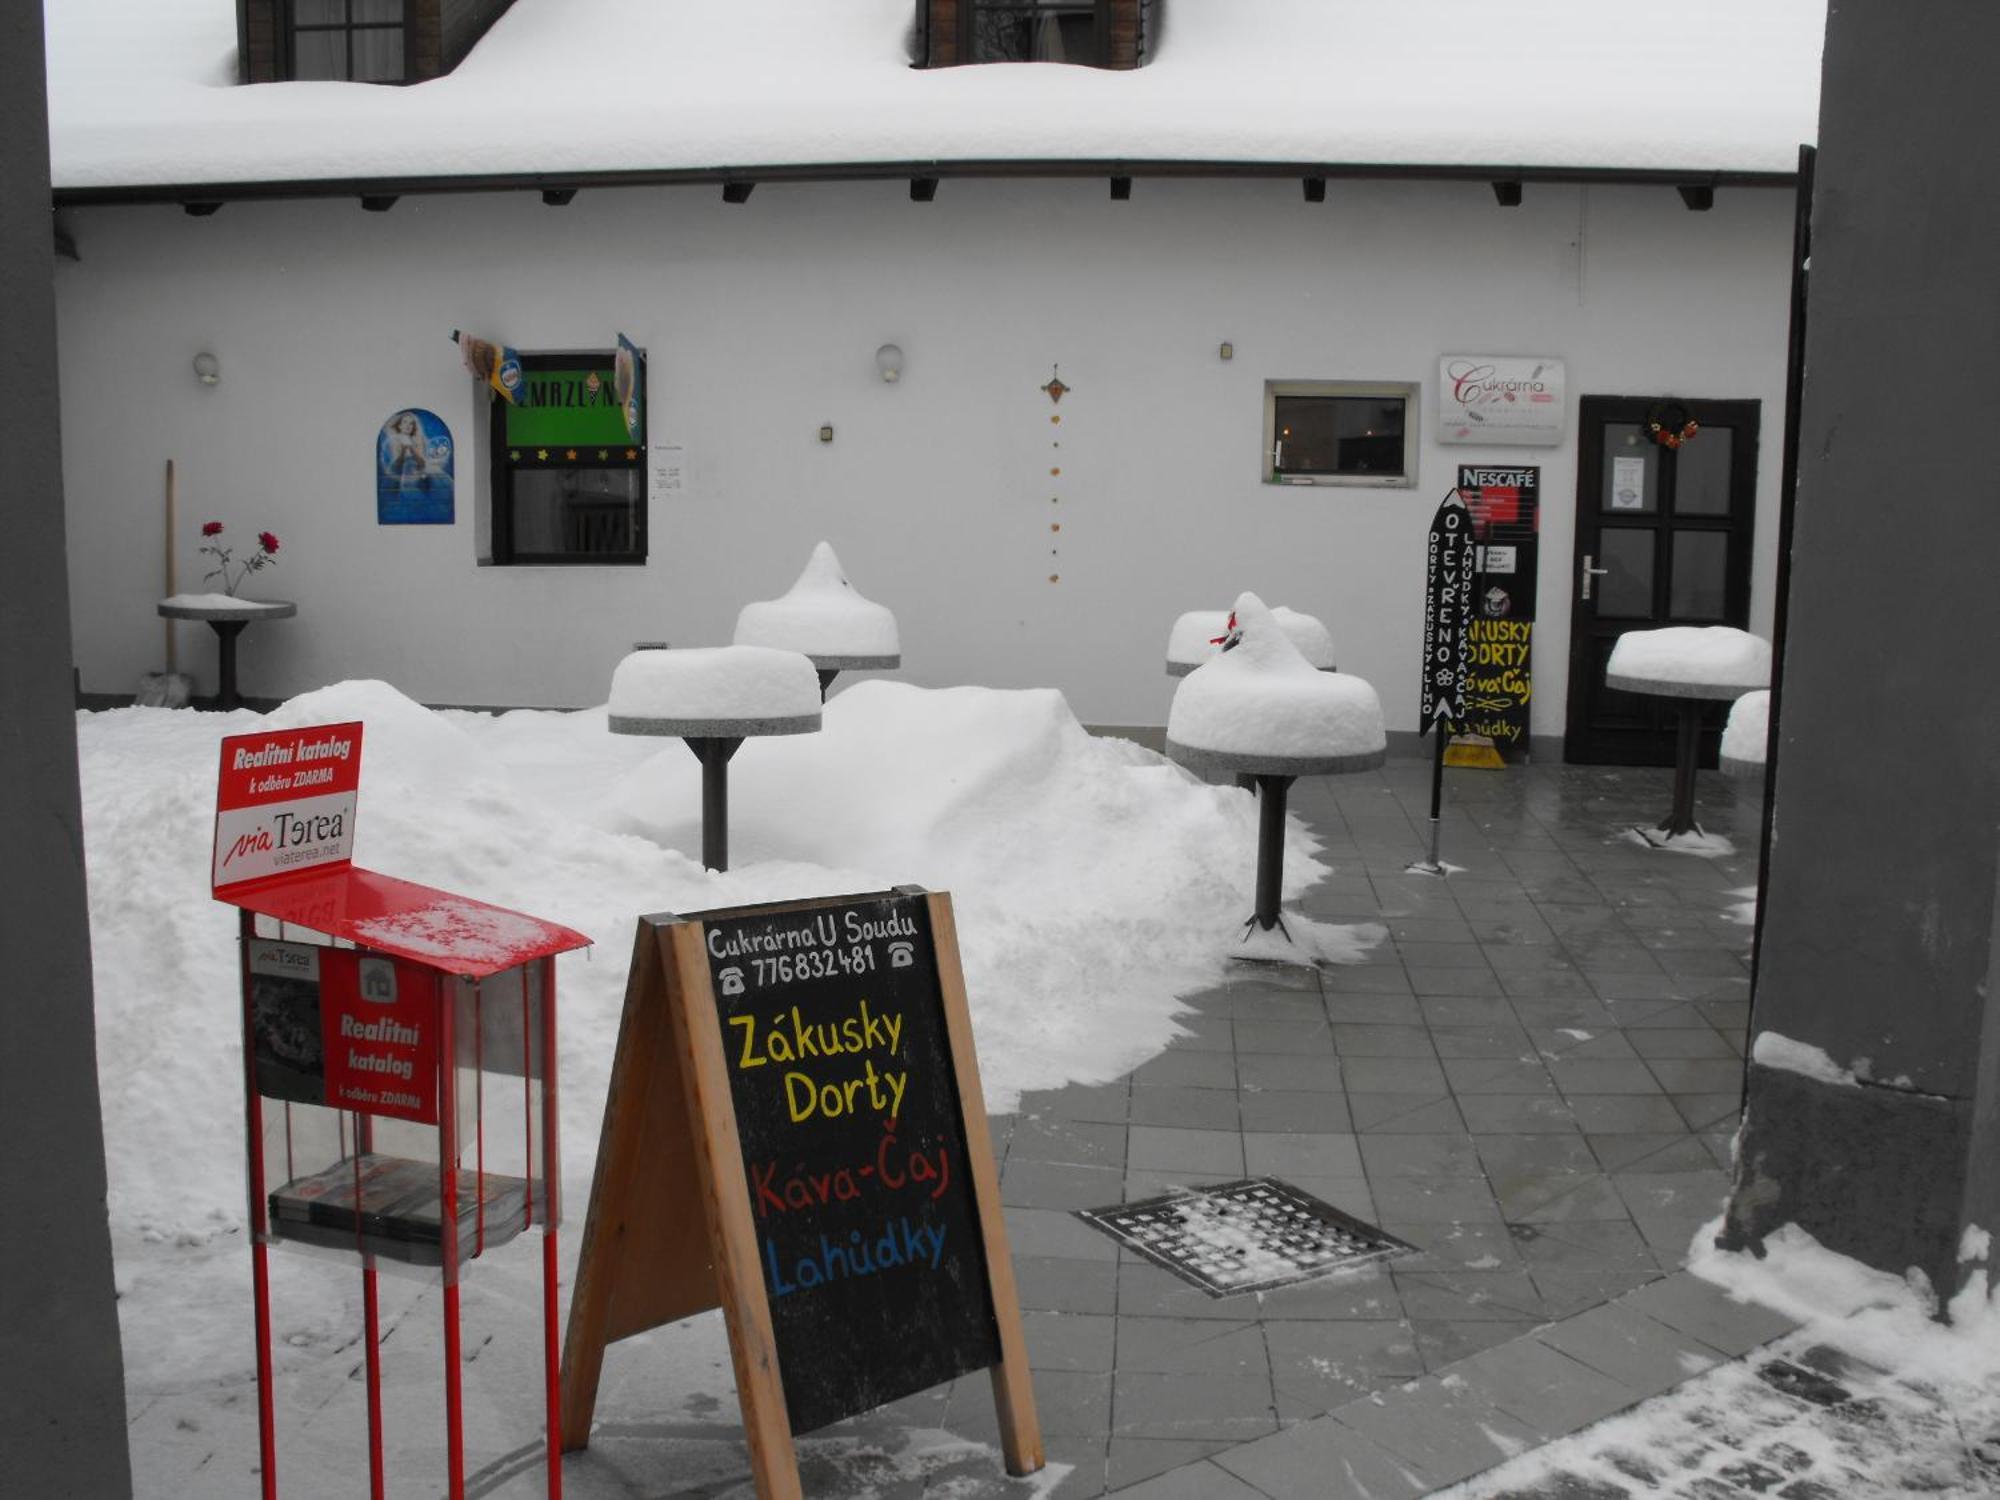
[211,721,590,1500]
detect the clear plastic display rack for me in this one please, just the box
[211,720,590,1500]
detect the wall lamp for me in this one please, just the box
[192,352,221,386]
[875,344,904,383]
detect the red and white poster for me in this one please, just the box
[213,722,363,891]
[319,948,439,1124]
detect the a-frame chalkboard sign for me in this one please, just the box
[559,887,1042,1497]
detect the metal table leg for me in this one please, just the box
[1659,699,1703,838]
[210,619,248,711]
[684,736,745,871]
[1249,773,1297,934]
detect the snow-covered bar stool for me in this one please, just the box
[734,541,900,700]
[1165,594,1385,938]
[1721,688,1771,782]
[1606,626,1771,841]
[607,645,821,871]
[1165,605,1337,677]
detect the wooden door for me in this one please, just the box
[1564,398,1759,765]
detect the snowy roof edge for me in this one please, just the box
[51,153,1804,209]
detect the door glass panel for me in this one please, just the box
[1597,530,1655,619]
[1674,427,1734,516]
[1670,532,1728,619]
[1601,426,1656,514]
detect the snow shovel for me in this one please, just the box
[136,458,193,708]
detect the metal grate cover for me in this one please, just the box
[1076,1177,1415,1297]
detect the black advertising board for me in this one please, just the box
[1458,465,1542,756]
[703,891,1001,1436]
[1420,490,1476,731]
[560,888,1041,1499]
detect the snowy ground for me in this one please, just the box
[79,678,1378,1496]
[1440,1225,2000,1499]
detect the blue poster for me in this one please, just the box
[376,409,454,524]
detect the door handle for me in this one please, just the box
[1580,554,1609,601]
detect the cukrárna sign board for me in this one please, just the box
[559,888,1041,1499]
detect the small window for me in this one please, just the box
[289,0,406,83]
[1263,380,1420,488]
[488,354,646,566]
[966,2,1107,65]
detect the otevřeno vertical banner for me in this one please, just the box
[212,722,363,891]
[1420,492,1475,733]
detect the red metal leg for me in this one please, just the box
[251,1241,279,1500]
[363,1264,385,1500]
[544,1233,563,1499]
[240,911,279,1500]
[438,975,466,1499]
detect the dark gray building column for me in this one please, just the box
[1724,5,2000,1306]
[0,4,134,1491]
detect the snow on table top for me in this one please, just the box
[1608,626,1771,692]
[1167,606,1335,670]
[607,645,821,725]
[1723,688,1770,766]
[733,541,900,661]
[159,591,290,612]
[1167,592,1384,760]
[44,0,1826,191]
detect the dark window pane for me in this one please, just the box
[349,25,404,82]
[1673,426,1734,516]
[1670,532,1728,619]
[294,0,344,24]
[353,0,403,22]
[1273,395,1406,477]
[971,4,1095,63]
[508,469,641,558]
[292,28,346,79]
[1597,530,1655,619]
[1601,424,1657,514]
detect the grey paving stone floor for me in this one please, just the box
[887,753,1769,1497]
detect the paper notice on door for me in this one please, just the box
[1611,456,1648,511]
[651,444,684,495]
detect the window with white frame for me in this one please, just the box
[1263,381,1420,487]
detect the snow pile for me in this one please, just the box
[43,0,1828,190]
[1723,687,1771,767]
[733,541,901,660]
[1751,1030,1857,1088]
[607,644,821,723]
[1168,593,1384,759]
[1607,626,1770,691]
[1166,606,1336,671]
[1619,826,1737,859]
[76,677,1371,1387]
[159,591,289,611]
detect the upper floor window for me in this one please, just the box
[917,0,1147,71]
[289,0,407,83]
[968,2,1107,65]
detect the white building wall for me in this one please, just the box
[54,176,1793,734]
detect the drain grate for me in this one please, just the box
[1075,1177,1414,1297]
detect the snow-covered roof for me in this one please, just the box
[46,0,1827,199]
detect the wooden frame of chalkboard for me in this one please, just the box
[558,887,1042,1498]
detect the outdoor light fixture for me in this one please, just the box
[875,344,904,383]
[192,352,221,386]
[819,424,835,443]
[1220,342,1234,361]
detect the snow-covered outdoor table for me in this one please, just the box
[157,593,296,711]
[1607,626,1770,840]
[733,541,900,699]
[1165,606,1337,677]
[607,646,821,871]
[1164,594,1385,939]
[1721,688,1771,781]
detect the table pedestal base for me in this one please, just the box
[1657,700,1704,840]
[684,736,745,872]
[1246,774,1297,936]
[209,619,249,711]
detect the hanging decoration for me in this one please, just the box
[1041,365,1069,405]
[1645,398,1700,449]
[614,333,645,443]
[452,330,529,406]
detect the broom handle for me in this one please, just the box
[164,459,177,674]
